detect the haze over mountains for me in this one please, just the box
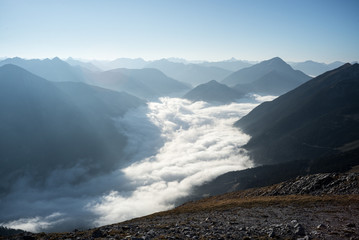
[87,68,190,99]
[189,63,359,199]
[0,64,144,193]
[223,57,312,95]
[0,57,89,83]
[236,63,359,165]
[0,55,358,234]
[183,80,244,104]
[145,59,233,86]
[290,60,346,76]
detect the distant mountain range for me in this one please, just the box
[66,57,102,72]
[236,63,359,165]
[183,58,317,103]
[0,57,190,99]
[290,60,345,76]
[89,67,190,99]
[0,57,89,82]
[146,59,232,86]
[189,63,359,199]
[199,58,253,72]
[223,57,311,96]
[90,58,148,70]
[183,80,243,104]
[62,57,352,94]
[0,64,144,193]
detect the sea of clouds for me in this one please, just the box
[1,96,276,232]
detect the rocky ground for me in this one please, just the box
[3,173,359,240]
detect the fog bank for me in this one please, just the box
[1,97,264,232]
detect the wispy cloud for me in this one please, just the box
[1,213,65,233]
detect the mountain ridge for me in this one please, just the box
[0,64,144,194]
[183,80,243,103]
[235,63,359,165]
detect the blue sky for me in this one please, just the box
[1,0,358,63]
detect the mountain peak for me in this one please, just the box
[207,79,220,85]
[222,57,310,88]
[183,80,243,103]
[236,63,359,165]
[52,57,62,62]
[265,57,286,65]
[0,63,23,71]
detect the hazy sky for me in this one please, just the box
[1,0,358,63]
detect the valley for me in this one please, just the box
[0,56,358,239]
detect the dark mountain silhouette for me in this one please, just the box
[222,58,311,95]
[187,147,359,199]
[183,80,244,103]
[0,57,89,82]
[146,59,232,86]
[199,58,253,72]
[0,64,144,194]
[235,63,359,165]
[90,68,190,99]
[291,60,345,76]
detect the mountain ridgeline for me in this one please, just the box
[1,56,359,235]
[146,59,233,87]
[183,80,244,103]
[223,57,311,96]
[0,64,145,194]
[0,58,191,99]
[235,63,359,165]
[0,57,89,83]
[290,60,345,76]
[89,68,190,99]
[187,63,359,200]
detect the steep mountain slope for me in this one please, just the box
[190,147,359,199]
[55,82,145,118]
[90,68,190,98]
[222,57,311,91]
[183,80,244,103]
[8,173,359,239]
[0,64,144,193]
[146,59,232,86]
[235,63,359,165]
[291,60,345,76]
[0,57,89,82]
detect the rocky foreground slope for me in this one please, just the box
[3,173,359,240]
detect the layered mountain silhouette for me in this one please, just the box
[235,63,359,165]
[90,68,190,99]
[223,57,311,95]
[66,57,102,72]
[199,58,253,72]
[290,60,345,76]
[90,58,148,70]
[188,63,359,199]
[0,64,144,193]
[0,57,89,82]
[146,59,232,86]
[0,57,189,99]
[183,80,244,103]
